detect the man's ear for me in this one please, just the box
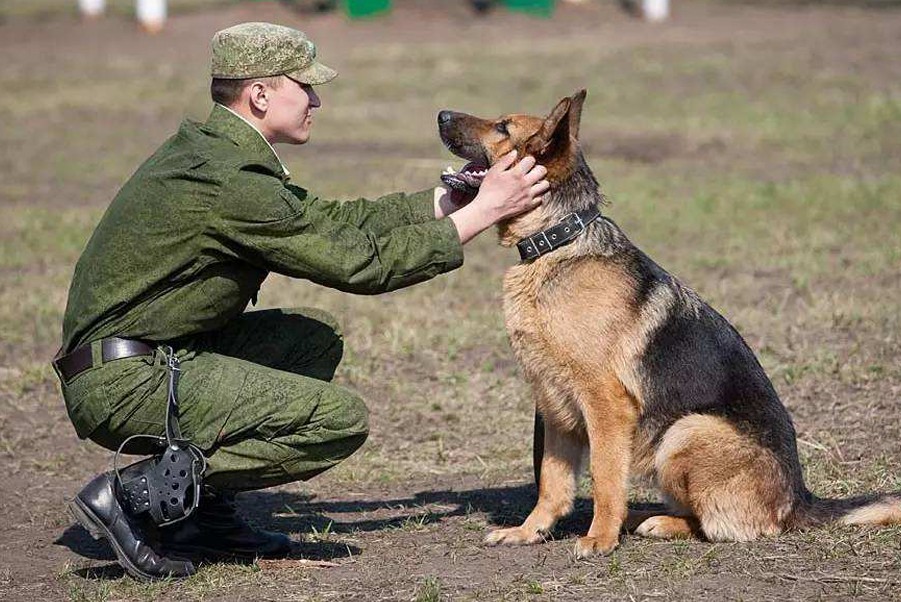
[524,96,572,159]
[247,81,270,112]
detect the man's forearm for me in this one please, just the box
[290,186,438,236]
[433,186,494,244]
[448,202,496,245]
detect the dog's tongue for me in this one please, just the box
[441,161,488,193]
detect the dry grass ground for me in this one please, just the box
[0,1,900,600]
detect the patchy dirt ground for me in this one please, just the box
[1,1,900,600]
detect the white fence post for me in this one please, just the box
[641,0,669,22]
[78,0,106,18]
[136,0,167,33]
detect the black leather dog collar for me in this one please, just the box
[516,206,601,262]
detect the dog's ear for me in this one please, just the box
[568,89,587,140]
[525,96,573,159]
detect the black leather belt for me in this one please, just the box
[53,337,155,384]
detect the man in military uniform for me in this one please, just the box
[53,23,548,580]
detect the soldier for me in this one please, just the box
[53,22,548,581]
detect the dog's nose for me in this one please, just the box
[437,110,453,126]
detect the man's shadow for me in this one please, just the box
[245,484,666,537]
[244,483,566,535]
[57,482,666,580]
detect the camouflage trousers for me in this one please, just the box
[58,308,368,492]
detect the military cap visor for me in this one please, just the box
[284,61,337,86]
[210,22,337,85]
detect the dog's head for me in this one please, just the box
[438,90,596,245]
[438,89,587,187]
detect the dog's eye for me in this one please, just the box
[494,121,509,136]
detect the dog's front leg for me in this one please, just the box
[485,418,584,546]
[573,393,637,558]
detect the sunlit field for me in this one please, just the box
[1,1,899,600]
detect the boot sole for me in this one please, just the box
[69,496,189,582]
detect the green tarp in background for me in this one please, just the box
[341,1,555,19]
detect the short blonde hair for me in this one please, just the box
[210,76,283,107]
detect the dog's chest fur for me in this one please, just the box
[502,250,640,435]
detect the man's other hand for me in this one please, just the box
[433,184,478,220]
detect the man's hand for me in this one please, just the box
[433,184,477,220]
[472,151,548,222]
[447,151,549,245]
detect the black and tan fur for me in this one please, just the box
[438,90,901,557]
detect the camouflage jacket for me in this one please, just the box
[61,104,463,352]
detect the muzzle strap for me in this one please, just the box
[114,346,206,527]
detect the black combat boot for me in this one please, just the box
[69,472,195,582]
[157,490,292,561]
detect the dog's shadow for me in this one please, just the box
[57,482,665,580]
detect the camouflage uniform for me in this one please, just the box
[58,23,464,492]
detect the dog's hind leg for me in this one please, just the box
[626,498,702,539]
[653,414,795,542]
[633,514,701,539]
[485,419,584,546]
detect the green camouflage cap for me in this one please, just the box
[210,22,337,85]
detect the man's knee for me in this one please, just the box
[324,389,369,441]
[288,388,368,477]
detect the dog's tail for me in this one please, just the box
[792,491,901,529]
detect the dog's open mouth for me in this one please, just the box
[440,161,488,194]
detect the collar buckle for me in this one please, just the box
[572,211,586,230]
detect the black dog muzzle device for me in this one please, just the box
[114,346,206,527]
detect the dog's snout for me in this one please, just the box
[438,110,453,126]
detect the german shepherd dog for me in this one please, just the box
[438,90,901,557]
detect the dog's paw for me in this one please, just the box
[634,516,671,539]
[634,515,693,540]
[484,526,544,546]
[573,534,619,558]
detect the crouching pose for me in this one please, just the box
[54,22,549,580]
